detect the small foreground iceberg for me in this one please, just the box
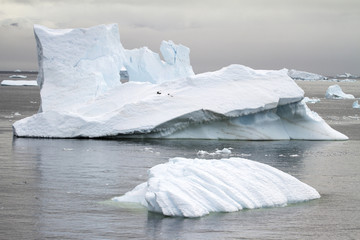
[113,157,320,218]
[325,84,355,99]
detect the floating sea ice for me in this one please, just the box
[1,80,38,86]
[336,73,358,78]
[325,84,355,99]
[197,148,232,157]
[288,69,327,81]
[353,100,360,109]
[113,157,320,218]
[215,148,232,155]
[9,75,27,79]
[303,97,320,104]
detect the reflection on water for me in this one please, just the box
[1,137,359,239]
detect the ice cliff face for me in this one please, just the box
[12,24,348,140]
[124,40,194,83]
[113,157,320,218]
[34,24,125,112]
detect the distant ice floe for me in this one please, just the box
[325,84,355,99]
[303,97,320,104]
[353,101,360,109]
[1,80,38,86]
[336,73,358,78]
[12,24,348,140]
[113,157,320,218]
[288,69,327,81]
[9,75,27,79]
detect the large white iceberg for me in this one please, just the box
[12,24,348,140]
[325,84,355,99]
[113,157,320,218]
[288,69,327,81]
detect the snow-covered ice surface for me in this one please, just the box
[1,80,38,86]
[12,24,348,140]
[124,40,194,83]
[113,157,320,218]
[288,69,327,81]
[325,84,355,99]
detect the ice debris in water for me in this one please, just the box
[303,97,320,104]
[12,24,348,140]
[1,80,38,86]
[113,157,320,218]
[353,100,360,109]
[9,75,27,79]
[325,85,355,99]
[197,148,232,156]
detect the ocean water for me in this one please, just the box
[0,72,360,239]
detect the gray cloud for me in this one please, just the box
[0,0,359,75]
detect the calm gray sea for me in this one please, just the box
[0,72,359,239]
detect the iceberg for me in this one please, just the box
[336,73,358,78]
[325,84,355,99]
[353,100,360,109]
[9,75,27,79]
[12,24,348,140]
[1,80,38,86]
[288,69,327,81]
[303,97,320,104]
[113,157,320,218]
[124,40,194,83]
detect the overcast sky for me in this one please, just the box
[0,0,359,75]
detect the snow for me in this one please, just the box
[123,40,194,83]
[1,80,38,86]
[353,101,360,109]
[288,69,327,81]
[12,24,348,140]
[112,157,320,218]
[9,75,27,79]
[325,84,355,99]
